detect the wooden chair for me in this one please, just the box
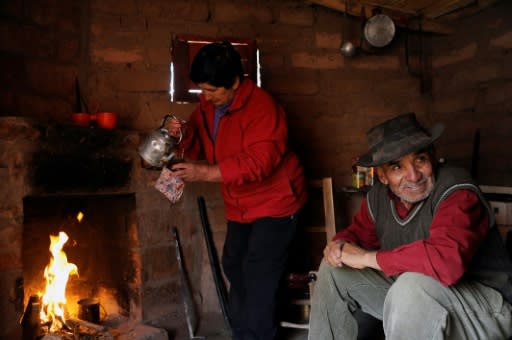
[306,177,336,242]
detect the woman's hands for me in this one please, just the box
[166,116,185,139]
[166,116,223,183]
[170,162,222,182]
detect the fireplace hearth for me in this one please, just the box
[23,194,138,323]
[0,117,193,340]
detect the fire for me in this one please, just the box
[40,231,78,331]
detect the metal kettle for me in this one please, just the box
[138,114,183,168]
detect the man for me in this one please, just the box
[308,113,512,339]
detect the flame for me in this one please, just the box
[40,231,78,331]
[76,211,84,223]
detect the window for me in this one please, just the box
[171,35,259,103]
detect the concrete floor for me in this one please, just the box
[279,327,309,340]
[194,311,386,340]
[195,314,308,340]
[197,327,308,340]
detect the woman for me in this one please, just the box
[168,42,307,340]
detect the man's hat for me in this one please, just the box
[357,112,444,167]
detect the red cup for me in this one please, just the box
[92,112,117,129]
[71,112,91,126]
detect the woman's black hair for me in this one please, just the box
[189,41,245,88]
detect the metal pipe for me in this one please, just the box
[197,196,231,331]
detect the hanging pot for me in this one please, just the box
[340,0,357,58]
[364,14,395,48]
[340,41,356,57]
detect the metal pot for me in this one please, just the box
[138,114,183,168]
[364,14,395,48]
[340,0,357,58]
[340,41,357,57]
[77,298,100,324]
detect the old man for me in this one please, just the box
[308,113,512,339]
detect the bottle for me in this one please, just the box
[352,158,365,189]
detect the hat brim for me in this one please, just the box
[357,122,445,167]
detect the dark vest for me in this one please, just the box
[367,166,512,303]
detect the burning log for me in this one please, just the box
[67,317,108,333]
[37,318,113,340]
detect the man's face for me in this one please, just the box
[197,77,239,107]
[377,151,435,208]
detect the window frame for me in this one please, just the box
[171,35,257,103]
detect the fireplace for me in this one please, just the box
[22,194,140,322]
[0,117,193,339]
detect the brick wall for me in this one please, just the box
[0,0,433,186]
[430,1,512,186]
[0,0,84,121]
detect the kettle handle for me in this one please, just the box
[160,114,183,144]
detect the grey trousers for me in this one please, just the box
[308,261,512,340]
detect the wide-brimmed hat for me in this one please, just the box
[357,112,444,167]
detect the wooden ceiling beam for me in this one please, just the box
[306,0,453,34]
[421,0,475,19]
[436,0,501,22]
[306,0,357,16]
[359,0,418,14]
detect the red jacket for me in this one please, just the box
[182,79,308,222]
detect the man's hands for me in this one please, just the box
[323,240,381,271]
[324,240,345,267]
